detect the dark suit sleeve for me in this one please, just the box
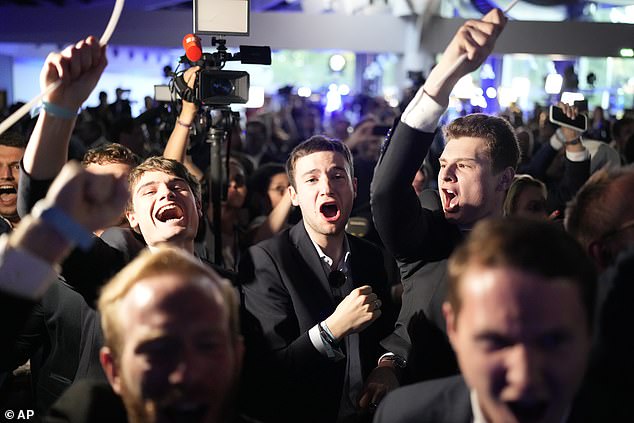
[0,301,45,371]
[546,157,590,213]
[17,162,52,218]
[59,238,126,307]
[240,244,324,373]
[371,121,458,362]
[371,122,454,265]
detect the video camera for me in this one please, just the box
[174,36,271,106]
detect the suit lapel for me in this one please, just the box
[289,222,338,306]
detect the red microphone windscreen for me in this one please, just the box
[182,34,202,62]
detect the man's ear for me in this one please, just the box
[289,185,299,207]
[100,346,122,395]
[588,240,610,270]
[497,167,515,192]
[125,209,139,232]
[443,302,458,349]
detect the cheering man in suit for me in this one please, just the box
[240,136,397,423]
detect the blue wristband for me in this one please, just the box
[40,101,78,119]
[32,202,94,251]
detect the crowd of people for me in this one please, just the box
[1,7,633,423]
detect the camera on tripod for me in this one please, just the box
[175,35,271,107]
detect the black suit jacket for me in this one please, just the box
[371,122,461,382]
[2,278,106,415]
[239,222,397,423]
[373,375,472,423]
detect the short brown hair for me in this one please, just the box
[565,165,634,256]
[127,156,201,212]
[443,113,520,174]
[286,135,353,189]
[81,143,140,168]
[98,247,239,360]
[0,130,27,149]
[447,218,596,328]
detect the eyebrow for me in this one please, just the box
[135,177,187,195]
[439,157,479,163]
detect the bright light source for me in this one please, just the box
[545,73,563,94]
[245,86,265,108]
[620,48,634,58]
[452,74,475,99]
[297,86,312,98]
[474,87,484,97]
[497,86,517,108]
[326,86,342,113]
[511,77,531,98]
[601,91,610,110]
[329,83,338,91]
[338,84,350,96]
[480,63,496,80]
[470,95,487,108]
[560,91,584,105]
[486,87,497,99]
[329,54,346,72]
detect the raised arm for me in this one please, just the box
[23,36,107,180]
[163,66,199,163]
[372,9,507,262]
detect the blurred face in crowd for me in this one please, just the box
[104,273,243,423]
[512,186,547,220]
[225,162,247,211]
[593,172,634,263]
[439,137,511,228]
[267,172,289,209]
[445,266,591,423]
[290,151,356,244]
[127,171,201,249]
[0,145,24,223]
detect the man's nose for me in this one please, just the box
[505,345,543,396]
[318,177,334,195]
[0,164,14,179]
[157,183,176,199]
[440,166,456,183]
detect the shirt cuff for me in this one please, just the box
[566,149,590,162]
[309,324,345,361]
[400,88,446,133]
[549,129,565,151]
[0,235,58,300]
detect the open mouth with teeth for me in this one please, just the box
[320,202,341,222]
[155,204,185,223]
[0,185,17,204]
[507,400,549,422]
[441,189,459,213]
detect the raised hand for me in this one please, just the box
[324,285,382,340]
[41,35,107,112]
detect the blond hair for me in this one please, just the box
[98,247,239,359]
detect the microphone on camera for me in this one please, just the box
[182,33,202,62]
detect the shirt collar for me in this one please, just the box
[311,236,351,272]
[470,390,488,423]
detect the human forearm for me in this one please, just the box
[164,104,197,162]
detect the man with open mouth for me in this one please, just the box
[0,131,26,231]
[239,136,398,422]
[374,219,596,423]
